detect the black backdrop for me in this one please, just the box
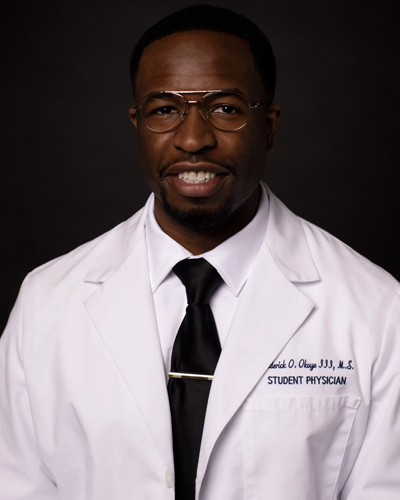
[1,0,399,333]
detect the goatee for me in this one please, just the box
[160,189,234,231]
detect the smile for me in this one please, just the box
[177,171,216,183]
[167,169,228,198]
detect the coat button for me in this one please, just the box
[165,470,173,488]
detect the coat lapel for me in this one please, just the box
[84,204,174,476]
[197,188,320,488]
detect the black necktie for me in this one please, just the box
[168,258,223,500]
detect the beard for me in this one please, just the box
[159,187,235,231]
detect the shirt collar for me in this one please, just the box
[145,183,269,296]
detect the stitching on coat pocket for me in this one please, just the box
[242,395,361,412]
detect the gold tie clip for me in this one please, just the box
[168,372,214,381]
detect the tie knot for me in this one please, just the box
[173,258,223,304]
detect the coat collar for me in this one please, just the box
[83,184,319,287]
[83,197,150,284]
[263,184,320,283]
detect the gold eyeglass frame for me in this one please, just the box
[132,90,268,133]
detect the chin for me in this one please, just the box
[161,193,234,231]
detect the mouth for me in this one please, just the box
[164,163,230,198]
[165,162,229,183]
[177,171,216,184]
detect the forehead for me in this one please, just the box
[135,30,265,100]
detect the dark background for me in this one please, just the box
[1,0,399,333]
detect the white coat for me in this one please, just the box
[1,186,399,500]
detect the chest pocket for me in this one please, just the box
[242,395,360,500]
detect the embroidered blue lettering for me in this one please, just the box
[299,358,318,371]
[267,376,304,385]
[306,376,347,385]
[268,360,287,369]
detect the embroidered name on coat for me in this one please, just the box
[267,376,347,385]
[268,358,355,372]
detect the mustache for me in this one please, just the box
[159,154,238,177]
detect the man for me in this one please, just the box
[1,4,399,500]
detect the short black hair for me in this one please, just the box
[130,4,276,101]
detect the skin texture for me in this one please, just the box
[129,30,281,254]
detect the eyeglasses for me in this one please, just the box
[132,90,268,133]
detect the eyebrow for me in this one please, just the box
[144,92,173,103]
[219,87,243,94]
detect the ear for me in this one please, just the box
[265,104,282,151]
[129,107,138,129]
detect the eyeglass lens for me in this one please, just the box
[140,92,250,132]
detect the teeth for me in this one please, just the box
[178,171,216,183]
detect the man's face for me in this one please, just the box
[130,30,281,232]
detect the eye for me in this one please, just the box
[153,106,179,115]
[211,105,239,115]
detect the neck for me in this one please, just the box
[153,188,260,255]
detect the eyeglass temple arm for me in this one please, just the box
[249,102,270,109]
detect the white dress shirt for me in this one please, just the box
[145,183,270,373]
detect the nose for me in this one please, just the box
[172,104,217,153]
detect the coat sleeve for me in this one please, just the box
[0,279,57,500]
[341,289,400,500]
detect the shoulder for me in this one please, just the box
[265,187,399,296]
[264,186,399,321]
[20,205,147,304]
[298,217,400,340]
[300,217,399,294]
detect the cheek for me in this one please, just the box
[231,129,268,195]
[226,128,267,170]
[242,125,269,168]
[136,130,165,181]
